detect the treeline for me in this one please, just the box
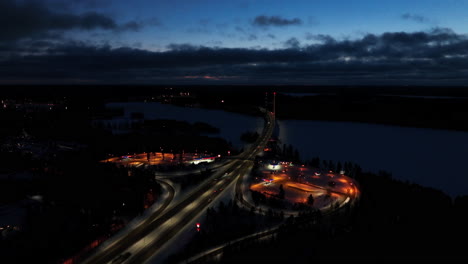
[0,101,107,145]
[251,190,287,209]
[280,143,301,162]
[207,166,468,262]
[251,189,317,212]
[0,99,233,161]
[240,131,260,143]
[171,168,213,190]
[195,89,265,117]
[96,132,232,158]
[307,156,362,176]
[141,119,218,135]
[275,93,468,132]
[260,142,301,162]
[166,199,283,264]
[0,159,162,264]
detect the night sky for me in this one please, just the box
[2,0,468,85]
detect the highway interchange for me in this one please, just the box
[82,111,275,264]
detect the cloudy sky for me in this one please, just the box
[2,0,468,85]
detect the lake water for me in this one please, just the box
[103,102,467,197]
[104,102,264,149]
[278,120,468,198]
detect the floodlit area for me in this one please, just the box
[101,152,220,167]
[250,161,359,210]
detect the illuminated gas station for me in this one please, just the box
[250,160,359,210]
[102,152,221,167]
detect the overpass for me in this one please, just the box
[81,110,275,264]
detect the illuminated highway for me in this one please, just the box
[81,110,275,264]
[180,167,361,264]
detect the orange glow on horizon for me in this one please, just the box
[182,75,241,81]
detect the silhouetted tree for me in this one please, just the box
[310,157,320,168]
[278,184,285,199]
[287,144,293,157]
[322,160,328,170]
[218,201,226,214]
[307,194,314,206]
[294,149,300,161]
[337,162,342,173]
[267,208,274,220]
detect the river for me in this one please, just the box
[103,102,467,197]
[278,119,468,197]
[104,102,264,149]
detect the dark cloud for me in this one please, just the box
[54,0,113,9]
[2,28,468,85]
[119,17,161,32]
[208,40,223,46]
[253,15,302,27]
[284,38,300,49]
[401,13,432,24]
[120,21,143,32]
[78,12,116,29]
[46,0,112,12]
[0,0,142,42]
[305,33,336,43]
[248,34,258,41]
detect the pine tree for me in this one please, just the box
[279,184,285,199]
[307,194,315,205]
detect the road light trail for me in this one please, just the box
[79,180,174,263]
[126,112,274,263]
[81,111,275,264]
